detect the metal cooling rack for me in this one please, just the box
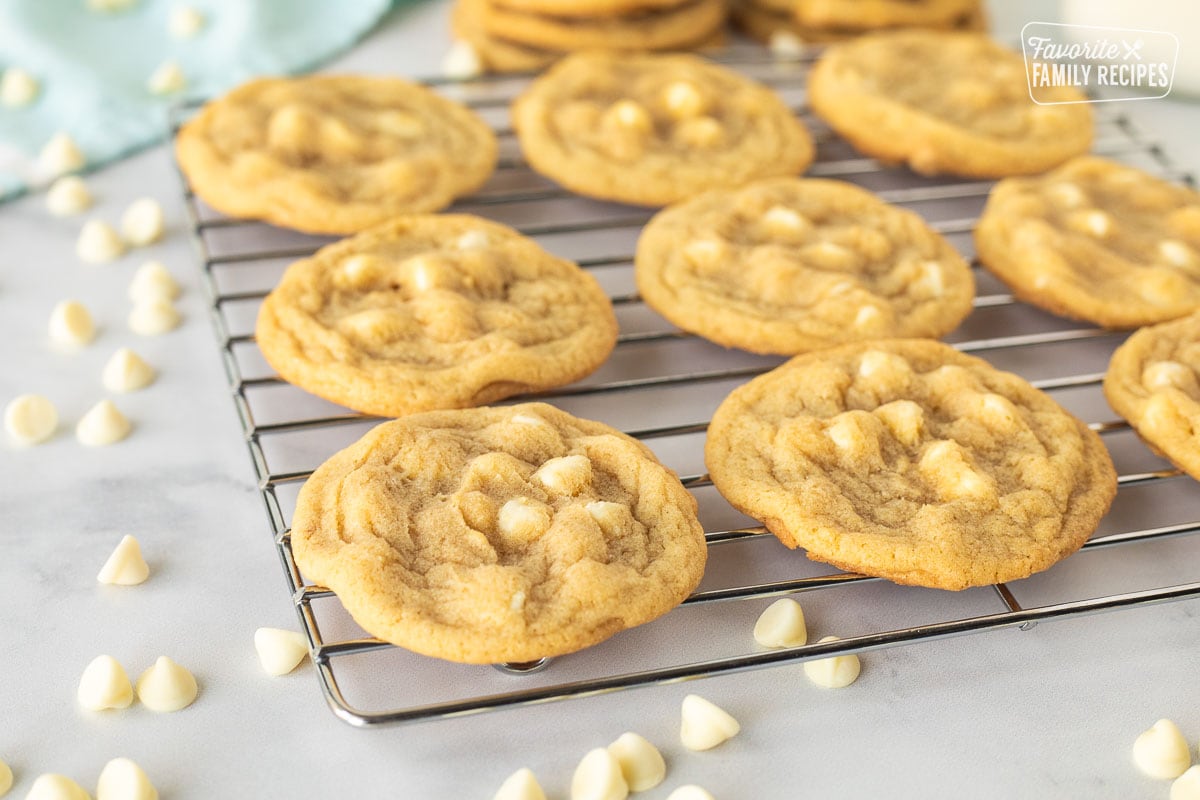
[172,46,1200,728]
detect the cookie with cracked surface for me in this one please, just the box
[975,157,1200,329]
[255,215,618,417]
[175,75,497,235]
[635,177,975,354]
[808,31,1092,177]
[705,340,1116,590]
[512,51,814,206]
[291,402,708,663]
[480,0,726,51]
[1104,310,1200,481]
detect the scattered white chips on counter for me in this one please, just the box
[97,535,150,586]
[493,768,546,800]
[768,31,805,61]
[128,299,181,336]
[77,654,134,711]
[37,133,85,182]
[76,400,131,446]
[48,300,96,349]
[802,636,861,689]
[753,598,807,648]
[1133,719,1192,780]
[570,748,628,800]
[102,348,156,393]
[147,61,186,97]
[0,757,11,796]
[442,40,483,81]
[4,394,58,445]
[46,176,94,216]
[253,628,309,676]
[168,4,206,38]
[120,198,165,246]
[24,773,89,800]
[665,786,715,800]
[1,66,39,108]
[607,733,665,792]
[680,694,740,752]
[96,757,158,800]
[1174,766,1200,800]
[136,656,198,712]
[76,220,125,264]
[128,261,180,304]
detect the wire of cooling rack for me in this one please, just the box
[172,46,1200,727]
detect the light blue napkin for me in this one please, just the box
[0,0,395,201]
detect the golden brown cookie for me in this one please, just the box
[512,51,814,206]
[1105,310,1200,481]
[706,340,1117,590]
[794,0,980,30]
[488,0,692,17]
[732,0,986,43]
[635,177,975,354]
[808,31,1092,178]
[452,0,560,73]
[255,215,618,417]
[291,402,708,664]
[176,75,497,235]
[480,0,726,51]
[975,157,1200,329]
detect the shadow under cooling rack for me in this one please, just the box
[172,45,1200,727]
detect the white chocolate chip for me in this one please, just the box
[977,393,1022,431]
[682,238,726,268]
[128,299,181,336]
[102,348,156,393]
[511,413,546,426]
[753,597,807,648]
[570,747,628,800]
[1172,766,1200,800]
[916,261,945,298]
[254,627,309,676]
[78,654,134,710]
[120,198,165,246]
[76,400,131,446]
[96,757,158,800]
[1132,718,1191,780]
[854,305,884,330]
[136,655,198,712]
[128,261,180,303]
[768,30,806,60]
[456,230,491,250]
[4,394,58,445]
[673,116,723,149]
[533,455,592,495]
[1142,361,1200,395]
[1160,239,1198,269]
[680,694,740,751]
[919,440,996,503]
[585,501,630,535]
[38,132,86,181]
[147,61,186,96]
[607,732,666,792]
[1,67,39,107]
[857,349,909,383]
[874,400,924,447]
[87,0,136,10]
[76,220,125,264]
[761,205,810,238]
[1068,209,1113,238]
[48,300,96,348]
[493,768,546,800]
[97,534,149,585]
[46,176,94,216]
[0,758,10,795]
[497,498,551,542]
[442,40,484,80]
[168,4,206,38]
[407,256,442,293]
[803,635,861,688]
[24,774,90,800]
[1045,181,1087,208]
[663,81,706,119]
[665,787,715,800]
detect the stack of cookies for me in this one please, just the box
[731,0,987,46]
[451,0,728,74]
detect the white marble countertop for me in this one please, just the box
[3,2,1200,798]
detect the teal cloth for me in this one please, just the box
[0,0,394,200]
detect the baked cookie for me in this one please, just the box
[488,0,692,17]
[512,51,814,206]
[452,0,560,73]
[794,0,980,30]
[706,340,1117,590]
[291,402,708,663]
[1104,310,1200,481]
[635,177,975,354]
[975,157,1200,329]
[808,31,1093,177]
[176,75,497,235]
[733,0,985,43]
[255,215,618,417]
[480,0,726,51]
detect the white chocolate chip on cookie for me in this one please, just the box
[533,455,592,495]
[1142,361,1200,396]
[498,498,551,543]
[662,81,706,119]
[78,654,134,710]
[672,116,724,149]
[760,205,811,239]
[874,399,925,447]
[607,732,666,792]
[1159,239,1199,270]
[769,30,806,60]
[97,534,150,585]
[680,694,740,751]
